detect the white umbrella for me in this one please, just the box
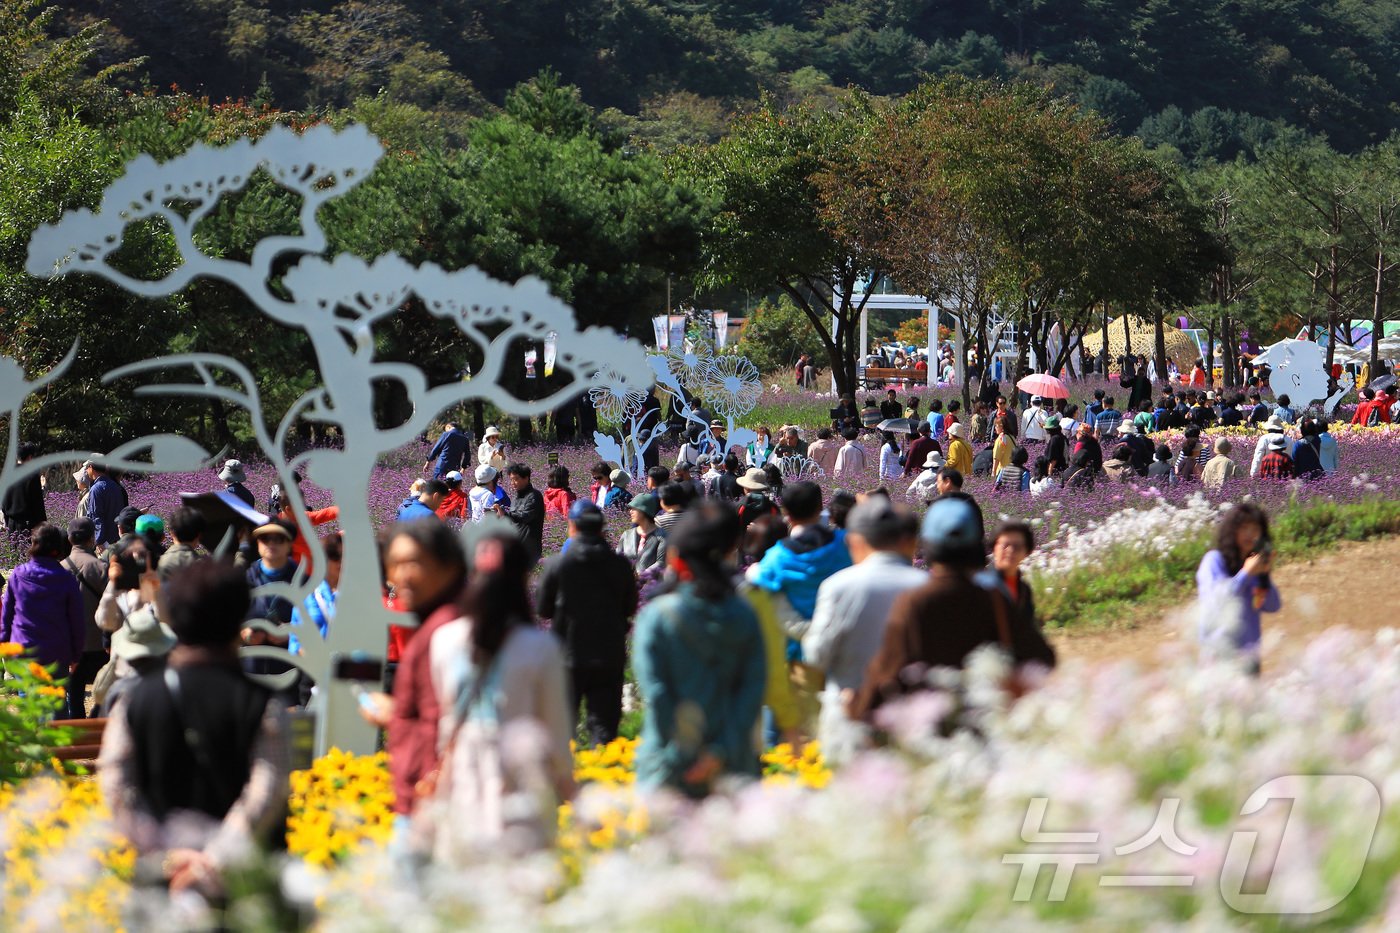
[1330,343,1370,363]
[1377,335,1400,358]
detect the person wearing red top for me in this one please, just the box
[992,521,1039,631]
[272,474,339,573]
[359,522,467,817]
[435,471,469,521]
[543,465,578,518]
[1257,437,1296,480]
[1354,388,1394,425]
[1377,390,1396,423]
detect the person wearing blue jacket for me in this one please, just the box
[746,481,852,660]
[422,422,472,479]
[634,501,767,797]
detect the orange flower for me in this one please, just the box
[37,685,66,699]
[0,642,23,658]
[27,661,53,682]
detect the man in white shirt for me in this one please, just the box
[1020,396,1048,443]
[803,499,926,763]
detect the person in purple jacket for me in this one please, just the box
[1196,503,1280,675]
[2,523,85,687]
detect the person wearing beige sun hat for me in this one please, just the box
[95,603,177,714]
[477,426,507,471]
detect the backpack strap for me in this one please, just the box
[65,557,105,601]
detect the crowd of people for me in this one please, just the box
[0,366,1379,903]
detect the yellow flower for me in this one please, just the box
[27,661,53,682]
[37,686,66,699]
[0,642,23,657]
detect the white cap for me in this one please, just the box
[475,465,497,484]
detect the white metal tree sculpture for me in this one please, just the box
[26,125,652,753]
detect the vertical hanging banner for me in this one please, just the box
[668,315,687,349]
[652,315,669,350]
[544,331,558,377]
[713,310,729,349]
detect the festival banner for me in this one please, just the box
[652,315,669,350]
[713,310,729,349]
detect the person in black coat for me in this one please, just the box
[496,462,545,562]
[538,502,639,746]
[1,442,47,537]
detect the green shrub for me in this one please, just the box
[0,652,73,785]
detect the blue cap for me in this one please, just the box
[568,500,602,522]
[920,497,982,552]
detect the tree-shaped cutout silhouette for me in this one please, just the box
[27,124,653,753]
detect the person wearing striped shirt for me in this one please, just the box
[1092,396,1123,439]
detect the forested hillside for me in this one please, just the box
[55,0,1400,155]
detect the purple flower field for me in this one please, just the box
[11,420,1395,578]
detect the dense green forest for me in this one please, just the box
[53,0,1400,158]
[4,0,1400,449]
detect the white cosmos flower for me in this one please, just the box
[702,355,761,419]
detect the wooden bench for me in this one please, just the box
[861,367,927,387]
[48,718,108,772]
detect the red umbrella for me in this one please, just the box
[1016,373,1069,399]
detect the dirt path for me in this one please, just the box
[1047,536,1400,673]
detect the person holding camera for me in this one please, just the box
[477,426,507,472]
[1196,503,1280,675]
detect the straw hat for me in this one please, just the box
[736,467,770,491]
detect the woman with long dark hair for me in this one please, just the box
[633,501,767,797]
[1197,503,1280,673]
[427,526,574,860]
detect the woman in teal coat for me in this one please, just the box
[633,501,767,797]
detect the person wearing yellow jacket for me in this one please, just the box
[945,421,974,476]
[739,518,804,744]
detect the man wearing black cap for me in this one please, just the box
[538,500,638,746]
[849,497,1055,721]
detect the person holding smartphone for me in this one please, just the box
[1196,503,1281,674]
